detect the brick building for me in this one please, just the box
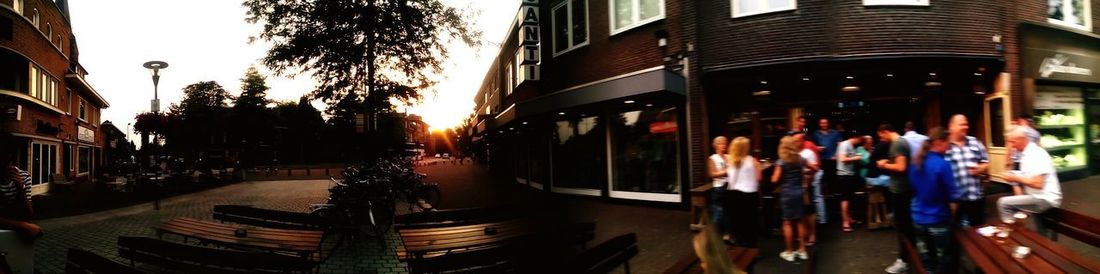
[1,0,109,195]
[472,0,1100,204]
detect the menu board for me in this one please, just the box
[1035,88,1083,110]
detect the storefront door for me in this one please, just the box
[1087,89,1100,174]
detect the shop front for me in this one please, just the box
[1020,23,1100,181]
[482,68,689,203]
[705,55,1004,161]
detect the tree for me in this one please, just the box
[243,0,480,132]
[170,81,234,167]
[230,67,273,168]
[179,81,234,113]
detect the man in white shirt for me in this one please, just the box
[900,121,927,159]
[997,126,1061,225]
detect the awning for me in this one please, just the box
[65,74,109,108]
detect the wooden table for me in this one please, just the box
[154,217,324,259]
[662,246,758,274]
[956,225,1100,274]
[395,219,538,261]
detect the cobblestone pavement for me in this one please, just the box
[33,179,413,274]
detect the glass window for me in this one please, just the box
[610,0,664,34]
[30,143,56,186]
[1048,0,1092,31]
[31,9,39,27]
[731,0,796,18]
[79,100,86,120]
[46,23,51,38]
[515,133,529,182]
[12,0,22,15]
[552,0,589,55]
[504,62,513,95]
[551,115,606,190]
[530,127,550,186]
[610,105,680,194]
[79,146,90,173]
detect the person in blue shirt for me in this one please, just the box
[908,127,961,274]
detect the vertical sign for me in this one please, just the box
[516,0,540,87]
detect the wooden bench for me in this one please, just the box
[212,205,327,230]
[1039,207,1100,248]
[901,236,928,274]
[406,234,542,274]
[662,246,758,274]
[566,233,639,274]
[394,206,524,229]
[116,236,316,274]
[64,248,144,274]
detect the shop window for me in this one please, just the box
[530,127,550,188]
[551,115,606,192]
[609,105,680,199]
[79,146,90,174]
[1048,0,1092,31]
[30,143,57,186]
[731,0,796,18]
[610,0,663,34]
[46,23,51,39]
[28,64,58,105]
[553,0,589,55]
[515,134,530,184]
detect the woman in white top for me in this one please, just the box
[726,137,761,247]
[707,136,730,239]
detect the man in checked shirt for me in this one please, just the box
[945,114,990,228]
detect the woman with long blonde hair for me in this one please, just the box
[771,136,808,262]
[693,224,746,274]
[725,137,760,247]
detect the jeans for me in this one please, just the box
[812,170,826,224]
[956,200,986,229]
[709,186,729,236]
[891,191,915,263]
[914,222,955,274]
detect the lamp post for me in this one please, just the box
[142,61,169,113]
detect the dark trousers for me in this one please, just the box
[956,200,986,228]
[709,187,729,236]
[727,190,760,247]
[888,191,915,263]
[914,222,955,274]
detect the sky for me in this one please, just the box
[67,0,519,139]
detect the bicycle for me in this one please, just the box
[393,172,441,211]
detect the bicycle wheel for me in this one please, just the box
[364,197,396,237]
[417,185,442,210]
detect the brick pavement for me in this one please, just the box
[32,179,412,274]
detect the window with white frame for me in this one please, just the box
[79,99,86,121]
[504,61,514,95]
[731,0,797,18]
[47,23,52,38]
[29,64,58,106]
[1048,0,1092,31]
[610,0,663,34]
[553,0,589,55]
[12,0,22,15]
[31,8,39,27]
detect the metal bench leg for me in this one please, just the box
[624,262,631,274]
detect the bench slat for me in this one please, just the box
[116,236,315,274]
[65,248,145,274]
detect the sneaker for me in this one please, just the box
[779,251,796,262]
[885,259,908,273]
[796,250,808,260]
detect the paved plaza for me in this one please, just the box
[28,161,1100,274]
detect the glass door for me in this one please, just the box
[1087,89,1100,175]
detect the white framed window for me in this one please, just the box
[504,61,514,95]
[863,0,928,5]
[1048,0,1092,32]
[31,8,39,27]
[56,34,63,49]
[28,64,58,106]
[46,23,52,38]
[553,0,589,55]
[79,99,86,121]
[609,0,664,35]
[731,0,797,18]
[12,0,22,15]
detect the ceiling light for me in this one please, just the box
[974,72,983,76]
[886,73,894,77]
[522,121,528,125]
[624,100,635,104]
[925,81,942,87]
[760,81,768,85]
[753,90,771,96]
[929,72,937,76]
[802,77,810,81]
[841,85,860,92]
[558,112,565,115]
[645,103,653,107]
[509,127,514,130]
[846,76,854,80]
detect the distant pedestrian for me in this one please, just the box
[771,136,807,262]
[908,127,960,274]
[997,126,1061,235]
[876,122,914,274]
[726,137,760,247]
[836,131,864,232]
[945,114,990,228]
[707,136,730,240]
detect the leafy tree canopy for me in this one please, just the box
[179,81,234,112]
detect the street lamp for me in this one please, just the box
[142,61,169,113]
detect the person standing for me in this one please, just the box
[901,121,928,159]
[945,114,990,228]
[876,123,914,274]
[707,136,731,240]
[908,127,960,274]
[836,131,863,232]
[726,137,761,247]
[771,136,807,262]
[997,126,1061,233]
[811,118,841,224]
[798,136,821,245]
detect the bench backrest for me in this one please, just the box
[116,236,314,274]
[395,206,525,229]
[65,248,144,274]
[901,237,928,274]
[1043,207,1100,248]
[212,205,325,230]
[569,233,639,274]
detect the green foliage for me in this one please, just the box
[243,0,481,114]
[179,81,234,113]
[236,66,271,109]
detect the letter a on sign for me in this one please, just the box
[522,6,539,25]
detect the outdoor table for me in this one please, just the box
[662,246,758,274]
[956,225,1100,273]
[154,217,324,260]
[395,218,539,261]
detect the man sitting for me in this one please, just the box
[997,126,1062,230]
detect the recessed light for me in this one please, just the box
[509,128,514,130]
[886,73,894,77]
[760,81,768,84]
[753,90,772,96]
[802,77,810,81]
[973,72,983,76]
[846,76,854,80]
[645,104,653,107]
[624,100,635,104]
[522,121,528,125]
[929,72,937,76]
[558,112,565,115]
[498,131,503,133]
